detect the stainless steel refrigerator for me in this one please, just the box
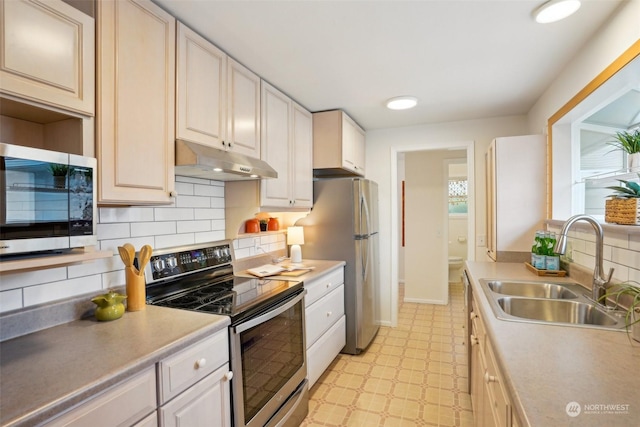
[295,178,380,354]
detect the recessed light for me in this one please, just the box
[533,0,581,23]
[386,96,418,110]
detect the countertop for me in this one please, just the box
[465,261,640,427]
[0,305,229,427]
[235,259,346,282]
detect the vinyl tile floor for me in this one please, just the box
[300,282,474,427]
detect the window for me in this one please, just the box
[448,178,468,214]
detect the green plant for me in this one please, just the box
[49,164,69,176]
[608,129,640,154]
[599,281,640,339]
[606,173,640,198]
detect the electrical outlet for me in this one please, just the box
[477,235,486,247]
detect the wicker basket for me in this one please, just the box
[605,197,640,225]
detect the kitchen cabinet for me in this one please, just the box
[46,367,157,427]
[96,0,175,205]
[0,0,95,116]
[304,267,346,387]
[313,110,366,177]
[469,291,519,427]
[176,23,261,159]
[158,329,232,427]
[259,80,313,209]
[486,135,545,262]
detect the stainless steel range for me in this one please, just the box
[144,241,309,427]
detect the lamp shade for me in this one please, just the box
[287,226,305,245]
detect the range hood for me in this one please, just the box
[175,139,277,181]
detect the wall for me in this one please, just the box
[527,0,640,284]
[0,176,285,313]
[366,115,529,325]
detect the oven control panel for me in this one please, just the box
[145,242,232,282]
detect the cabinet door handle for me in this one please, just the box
[326,311,332,317]
[326,282,332,289]
[470,334,479,346]
[224,371,233,381]
[484,371,497,383]
[195,358,207,369]
[470,312,478,320]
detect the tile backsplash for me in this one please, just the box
[546,223,640,284]
[0,176,286,313]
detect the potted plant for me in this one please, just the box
[608,129,640,171]
[259,219,268,232]
[49,164,68,188]
[599,281,640,343]
[604,173,640,225]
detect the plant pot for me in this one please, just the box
[604,197,640,225]
[259,222,267,232]
[53,175,66,189]
[628,152,640,171]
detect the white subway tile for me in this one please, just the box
[175,181,194,196]
[177,220,212,234]
[604,232,629,249]
[611,247,640,269]
[0,267,67,291]
[131,221,177,237]
[68,255,122,279]
[211,219,225,230]
[211,198,225,209]
[99,237,154,254]
[97,223,130,240]
[628,268,640,283]
[234,247,252,259]
[23,275,102,307]
[176,195,211,208]
[0,289,23,313]
[175,175,211,185]
[155,233,195,249]
[195,231,225,244]
[99,207,154,223]
[194,184,222,197]
[630,234,640,252]
[607,262,628,282]
[194,208,218,220]
[154,208,194,221]
[103,270,126,289]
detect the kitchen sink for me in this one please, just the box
[478,279,627,331]
[486,281,579,299]
[496,297,619,326]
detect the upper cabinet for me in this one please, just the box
[313,110,366,177]
[176,23,260,159]
[259,81,313,209]
[0,0,95,116]
[486,135,545,262]
[96,0,175,205]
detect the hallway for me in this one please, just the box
[301,283,474,426]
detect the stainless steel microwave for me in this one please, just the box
[0,143,97,256]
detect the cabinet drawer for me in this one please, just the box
[47,367,156,427]
[485,339,510,427]
[304,267,344,307]
[159,330,228,404]
[307,315,346,388]
[305,284,344,347]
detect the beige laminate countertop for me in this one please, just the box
[465,261,640,427]
[235,259,346,282]
[0,305,229,427]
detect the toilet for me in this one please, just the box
[448,256,463,283]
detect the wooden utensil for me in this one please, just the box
[137,245,152,276]
[123,244,136,266]
[117,246,132,268]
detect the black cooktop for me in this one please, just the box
[144,242,303,322]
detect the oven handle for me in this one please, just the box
[233,290,306,334]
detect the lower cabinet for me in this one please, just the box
[304,267,346,388]
[469,293,520,427]
[46,329,231,427]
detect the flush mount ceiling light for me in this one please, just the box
[533,0,581,23]
[386,96,418,110]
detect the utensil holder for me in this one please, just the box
[125,267,146,311]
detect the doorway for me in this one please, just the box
[391,142,475,325]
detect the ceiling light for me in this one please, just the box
[386,96,418,110]
[533,0,581,23]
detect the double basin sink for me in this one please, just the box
[479,280,627,331]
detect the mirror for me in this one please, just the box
[548,42,640,219]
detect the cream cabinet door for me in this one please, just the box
[176,22,227,150]
[292,102,313,208]
[342,114,365,175]
[0,0,95,115]
[260,80,292,208]
[160,364,232,427]
[227,58,261,158]
[96,0,175,205]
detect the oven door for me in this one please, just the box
[230,289,307,427]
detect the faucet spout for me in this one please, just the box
[553,215,614,306]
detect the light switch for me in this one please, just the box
[477,235,486,247]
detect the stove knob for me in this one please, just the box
[152,259,165,272]
[166,257,177,269]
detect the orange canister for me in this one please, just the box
[245,219,260,233]
[268,217,279,231]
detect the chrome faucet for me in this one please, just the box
[553,215,614,306]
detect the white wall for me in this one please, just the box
[366,115,529,326]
